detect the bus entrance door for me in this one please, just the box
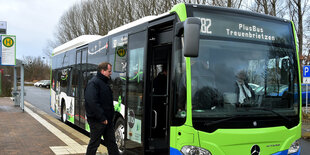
[74,47,87,129]
[145,26,172,154]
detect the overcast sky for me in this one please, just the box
[0,0,82,60]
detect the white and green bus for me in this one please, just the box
[51,3,301,155]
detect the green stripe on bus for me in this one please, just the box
[85,122,90,132]
[115,96,122,112]
[185,57,192,126]
[170,3,187,22]
[68,115,74,123]
[291,21,302,121]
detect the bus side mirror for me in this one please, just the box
[176,17,201,57]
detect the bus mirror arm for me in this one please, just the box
[175,21,184,37]
[175,17,201,57]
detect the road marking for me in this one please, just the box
[24,103,87,154]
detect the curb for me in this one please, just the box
[20,100,108,155]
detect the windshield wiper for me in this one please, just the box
[204,115,250,126]
[203,108,295,127]
[249,107,294,125]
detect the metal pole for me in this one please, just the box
[14,67,17,92]
[306,84,308,114]
[20,64,24,112]
[13,66,18,106]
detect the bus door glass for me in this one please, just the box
[124,31,146,154]
[74,47,88,129]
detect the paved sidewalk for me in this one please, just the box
[0,97,107,155]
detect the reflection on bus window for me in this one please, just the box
[191,39,298,118]
[128,48,144,82]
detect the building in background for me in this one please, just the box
[0,21,7,34]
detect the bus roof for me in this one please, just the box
[108,13,170,36]
[186,4,289,22]
[52,3,291,57]
[53,13,170,56]
[53,35,103,56]
[107,16,157,36]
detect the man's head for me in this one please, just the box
[98,62,112,79]
[236,70,247,83]
[162,64,167,75]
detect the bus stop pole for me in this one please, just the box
[14,67,17,93]
[20,64,24,112]
[13,66,18,106]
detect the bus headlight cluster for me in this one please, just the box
[181,145,212,155]
[288,139,300,154]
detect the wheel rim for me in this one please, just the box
[115,123,125,153]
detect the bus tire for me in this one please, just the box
[114,117,125,154]
[61,102,67,123]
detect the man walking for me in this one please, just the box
[85,62,119,155]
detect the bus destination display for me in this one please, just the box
[193,11,293,45]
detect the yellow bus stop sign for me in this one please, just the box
[2,37,14,47]
[1,35,16,66]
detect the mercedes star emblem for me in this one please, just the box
[251,144,260,155]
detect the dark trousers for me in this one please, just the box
[86,119,119,155]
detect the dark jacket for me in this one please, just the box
[85,71,114,123]
[153,72,167,95]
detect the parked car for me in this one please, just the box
[34,80,50,88]
[254,84,288,96]
[254,83,310,106]
[248,83,260,91]
[41,80,51,89]
[270,84,310,106]
[34,80,45,87]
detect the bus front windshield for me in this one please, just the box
[191,39,299,132]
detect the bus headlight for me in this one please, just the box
[288,139,300,154]
[181,145,212,155]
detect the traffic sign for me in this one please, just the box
[304,66,310,77]
[304,77,310,84]
[0,35,16,66]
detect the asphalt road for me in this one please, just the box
[301,139,310,154]
[23,85,310,154]
[24,86,59,119]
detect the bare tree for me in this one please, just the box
[55,3,83,44]
[52,0,248,45]
[23,56,50,81]
[208,0,243,8]
[252,0,286,17]
[288,0,309,65]
[42,38,59,63]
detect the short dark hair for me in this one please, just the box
[98,62,112,72]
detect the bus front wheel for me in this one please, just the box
[115,117,125,154]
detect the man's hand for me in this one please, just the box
[102,120,108,125]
